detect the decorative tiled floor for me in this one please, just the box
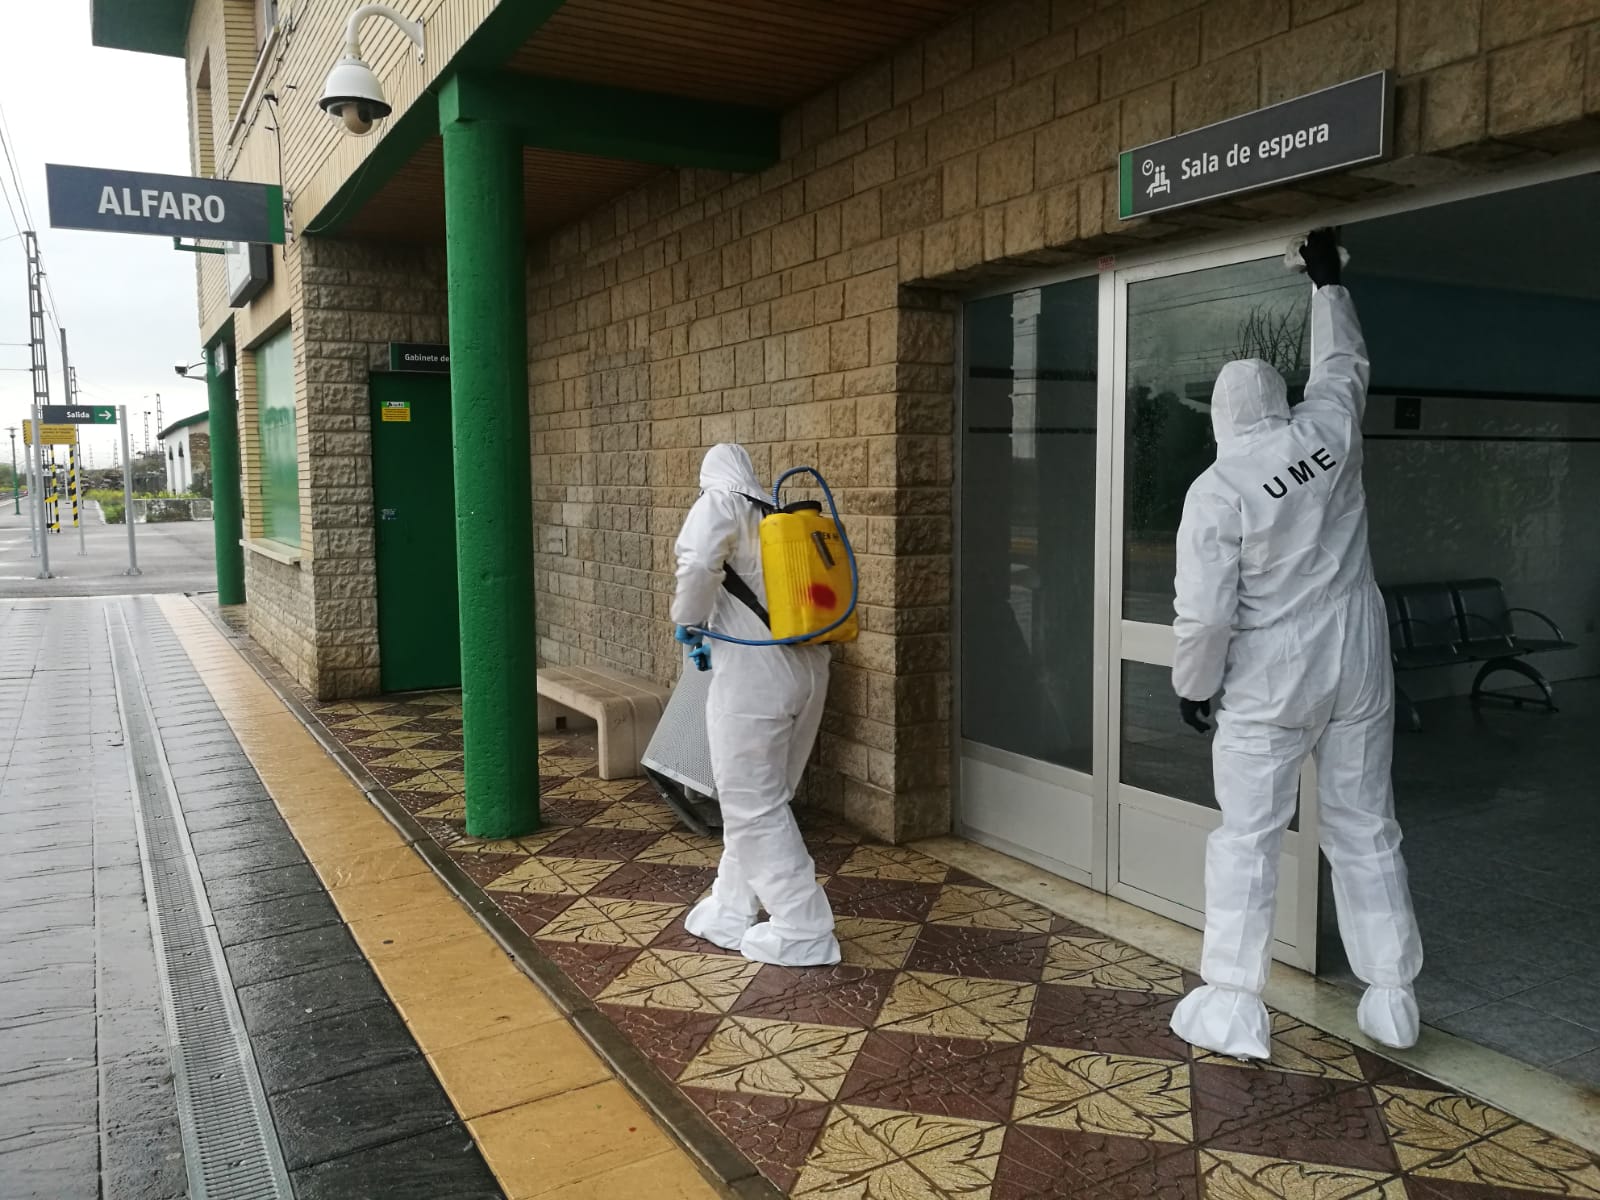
[313,693,1600,1200]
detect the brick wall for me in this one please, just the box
[243,236,449,700]
[523,0,1600,843]
[303,237,450,699]
[245,552,317,685]
[190,431,212,477]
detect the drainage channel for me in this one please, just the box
[106,603,293,1200]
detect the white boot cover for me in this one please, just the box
[1171,985,1273,1060]
[683,896,755,952]
[1358,985,1420,1050]
[740,921,840,967]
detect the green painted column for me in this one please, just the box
[442,109,539,838]
[206,345,245,605]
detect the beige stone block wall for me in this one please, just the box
[302,238,450,700]
[245,553,317,685]
[523,0,1600,843]
[240,236,449,701]
[171,0,1600,842]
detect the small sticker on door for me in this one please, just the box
[381,401,411,422]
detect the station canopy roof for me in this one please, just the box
[94,0,979,240]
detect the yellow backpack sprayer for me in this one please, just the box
[682,465,858,663]
[644,465,857,833]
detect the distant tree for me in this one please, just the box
[1231,299,1310,379]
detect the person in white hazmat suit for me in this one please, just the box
[1169,229,1422,1060]
[671,444,841,967]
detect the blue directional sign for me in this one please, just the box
[46,164,285,244]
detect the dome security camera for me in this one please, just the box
[319,55,390,137]
[321,6,424,137]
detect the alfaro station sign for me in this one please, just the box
[45,164,285,245]
[1118,72,1392,220]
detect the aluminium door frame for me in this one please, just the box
[950,266,1111,890]
[1107,235,1323,971]
[950,152,1600,955]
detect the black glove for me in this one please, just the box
[1299,227,1342,289]
[1179,698,1212,734]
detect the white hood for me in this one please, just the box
[699,443,768,505]
[1211,358,1289,451]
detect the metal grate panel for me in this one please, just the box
[108,605,292,1200]
[641,654,717,799]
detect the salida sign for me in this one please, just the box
[1118,73,1392,220]
[45,164,285,245]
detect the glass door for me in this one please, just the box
[957,276,1106,887]
[1107,244,1323,970]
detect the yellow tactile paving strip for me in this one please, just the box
[155,595,723,1200]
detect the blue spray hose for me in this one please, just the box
[688,465,860,648]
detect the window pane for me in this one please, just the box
[960,277,1098,773]
[256,327,299,546]
[1120,661,1215,807]
[1120,661,1297,827]
[1122,258,1310,625]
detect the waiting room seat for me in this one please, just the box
[1384,585,1464,731]
[1380,579,1574,731]
[1450,578,1574,712]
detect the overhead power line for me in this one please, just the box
[0,96,37,231]
[0,95,67,331]
[0,153,21,241]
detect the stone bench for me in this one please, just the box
[535,665,673,780]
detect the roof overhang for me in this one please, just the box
[91,0,193,58]
[314,0,978,240]
[159,411,208,440]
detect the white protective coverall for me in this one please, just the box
[1169,285,1422,1059]
[672,444,840,967]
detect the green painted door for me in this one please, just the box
[371,372,461,692]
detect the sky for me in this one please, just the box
[0,3,201,471]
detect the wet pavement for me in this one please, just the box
[0,596,179,1198]
[0,505,217,599]
[0,597,499,1199]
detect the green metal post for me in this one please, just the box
[442,111,539,838]
[207,346,246,605]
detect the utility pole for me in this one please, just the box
[154,392,163,446]
[119,405,139,576]
[6,426,17,515]
[24,415,37,555]
[142,408,150,455]
[24,231,52,579]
